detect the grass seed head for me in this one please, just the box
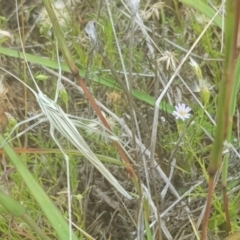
[107,91,122,105]
[189,58,211,105]
[157,51,178,70]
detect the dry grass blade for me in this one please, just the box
[37,91,132,200]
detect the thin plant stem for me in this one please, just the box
[201,1,240,238]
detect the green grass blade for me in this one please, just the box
[0,189,25,217]
[0,46,173,112]
[221,1,240,186]
[0,46,71,72]
[0,135,78,240]
[230,54,240,117]
[180,0,222,29]
[0,189,51,240]
[222,53,240,185]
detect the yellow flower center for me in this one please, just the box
[180,110,186,116]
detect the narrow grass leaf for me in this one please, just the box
[0,189,52,240]
[0,135,79,240]
[0,47,173,112]
[180,0,222,29]
[0,189,25,217]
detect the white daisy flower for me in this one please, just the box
[172,103,191,121]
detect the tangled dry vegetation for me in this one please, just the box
[0,0,239,240]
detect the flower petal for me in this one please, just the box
[185,106,191,112]
[172,103,191,121]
